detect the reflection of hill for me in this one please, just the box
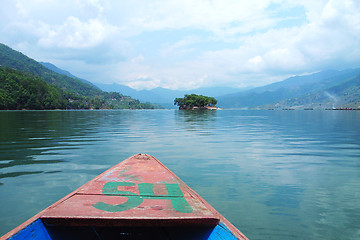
[0,111,108,182]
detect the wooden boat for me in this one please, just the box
[1,154,248,240]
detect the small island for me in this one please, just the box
[174,94,219,110]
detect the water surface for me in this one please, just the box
[0,110,359,239]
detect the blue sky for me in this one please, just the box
[1,0,359,90]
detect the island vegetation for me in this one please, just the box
[174,94,218,110]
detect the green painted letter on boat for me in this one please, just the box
[93,182,193,213]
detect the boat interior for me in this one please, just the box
[9,218,238,240]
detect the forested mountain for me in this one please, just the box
[0,67,67,110]
[217,68,360,109]
[0,67,159,110]
[0,43,160,110]
[0,43,101,97]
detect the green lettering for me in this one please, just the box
[165,184,193,213]
[93,182,193,213]
[138,183,154,196]
[93,182,143,212]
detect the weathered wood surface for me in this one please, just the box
[41,154,219,226]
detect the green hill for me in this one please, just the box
[265,73,360,109]
[0,43,161,110]
[0,67,67,109]
[0,67,159,110]
[0,43,102,97]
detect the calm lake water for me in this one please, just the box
[0,110,359,239]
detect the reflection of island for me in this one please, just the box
[174,109,217,133]
[174,94,220,110]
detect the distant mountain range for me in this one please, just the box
[40,62,99,89]
[217,68,360,109]
[264,72,360,109]
[95,83,247,109]
[95,68,360,109]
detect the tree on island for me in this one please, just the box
[174,94,218,109]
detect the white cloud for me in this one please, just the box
[0,0,359,90]
[37,17,116,49]
[160,36,199,58]
[110,0,277,37]
[130,55,145,63]
[75,0,104,18]
[247,56,265,72]
[127,78,162,90]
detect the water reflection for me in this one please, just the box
[0,171,43,179]
[174,110,217,133]
[0,111,110,182]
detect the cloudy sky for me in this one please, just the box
[1,0,359,90]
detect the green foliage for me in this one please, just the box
[0,67,160,110]
[0,43,161,110]
[0,67,66,110]
[0,43,102,97]
[174,94,217,109]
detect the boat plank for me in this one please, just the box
[40,154,219,226]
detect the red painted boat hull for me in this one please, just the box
[1,154,248,240]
